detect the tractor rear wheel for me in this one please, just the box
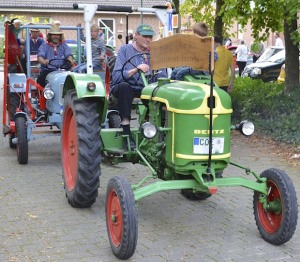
[108,113,121,128]
[253,168,298,245]
[181,189,212,200]
[62,89,101,208]
[15,116,28,164]
[106,176,138,260]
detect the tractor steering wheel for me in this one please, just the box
[46,58,72,71]
[121,52,153,85]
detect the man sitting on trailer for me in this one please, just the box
[37,24,75,87]
[21,27,45,75]
[110,24,167,151]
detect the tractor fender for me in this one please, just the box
[13,111,27,120]
[62,73,108,123]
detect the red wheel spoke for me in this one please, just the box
[258,181,282,233]
[62,107,78,191]
[107,190,123,247]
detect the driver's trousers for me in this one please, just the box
[110,82,141,121]
[37,70,51,88]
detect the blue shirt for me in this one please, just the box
[25,37,45,55]
[111,44,167,92]
[38,42,73,71]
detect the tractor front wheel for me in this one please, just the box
[253,168,298,245]
[62,89,101,208]
[106,176,138,260]
[15,116,28,164]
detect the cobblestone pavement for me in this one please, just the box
[0,70,299,262]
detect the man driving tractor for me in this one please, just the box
[37,24,75,87]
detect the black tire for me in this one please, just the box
[181,189,212,200]
[253,168,298,245]
[61,89,101,208]
[9,93,23,119]
[9,133,17,149]
[108,113,121,128]
[15,116,28,164]
[106,176,138,260]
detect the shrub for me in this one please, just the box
[231,77,300,145]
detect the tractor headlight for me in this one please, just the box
[43,88,55,100]
[141,122,157,139]
[250,68,261,77]
[87,82,96,92]
[237,120,255,136]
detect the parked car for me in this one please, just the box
[255,46,284,63]
[242,49,285,82]
[277,57,300,83]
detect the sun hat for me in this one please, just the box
[48,24,63,34]
[30,28,40,32]
[136,24,154,36]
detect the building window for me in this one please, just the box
[32,17,51,24]
[99,19,115,46]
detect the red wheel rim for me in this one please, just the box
[257,180,282,233]
[62,106,78,191]
[107,189,123,247]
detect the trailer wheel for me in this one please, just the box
[181,189,212,200]
[253,168,298,245]
[62,89,101,208]
[106,176,138,260]
[15,116,28,164]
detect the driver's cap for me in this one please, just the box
[136,24,154,36]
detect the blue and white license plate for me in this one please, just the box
[193,137,224,154]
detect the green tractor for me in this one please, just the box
[61,4,298,260]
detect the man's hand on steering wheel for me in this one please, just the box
[136,64,150,74]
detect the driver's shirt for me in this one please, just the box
[111,44,167,92]
[38,41,73,71]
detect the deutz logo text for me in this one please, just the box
[194,129,225,134]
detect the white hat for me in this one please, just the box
[13,19,22,25]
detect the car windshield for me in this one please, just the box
[267,50,285,63]
[257,47,284,62]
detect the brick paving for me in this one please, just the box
[0,70,299,261]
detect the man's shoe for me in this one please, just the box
[123,136,136,151]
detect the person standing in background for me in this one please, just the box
[274,32,284,47]
[235,40,248,76]
[250,40,264,63]
[214,35,235,93]
[225,38,232,48]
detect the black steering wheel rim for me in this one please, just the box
[46,58,72,71]
[121,52,151,85]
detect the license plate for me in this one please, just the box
[193,137,224,154]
